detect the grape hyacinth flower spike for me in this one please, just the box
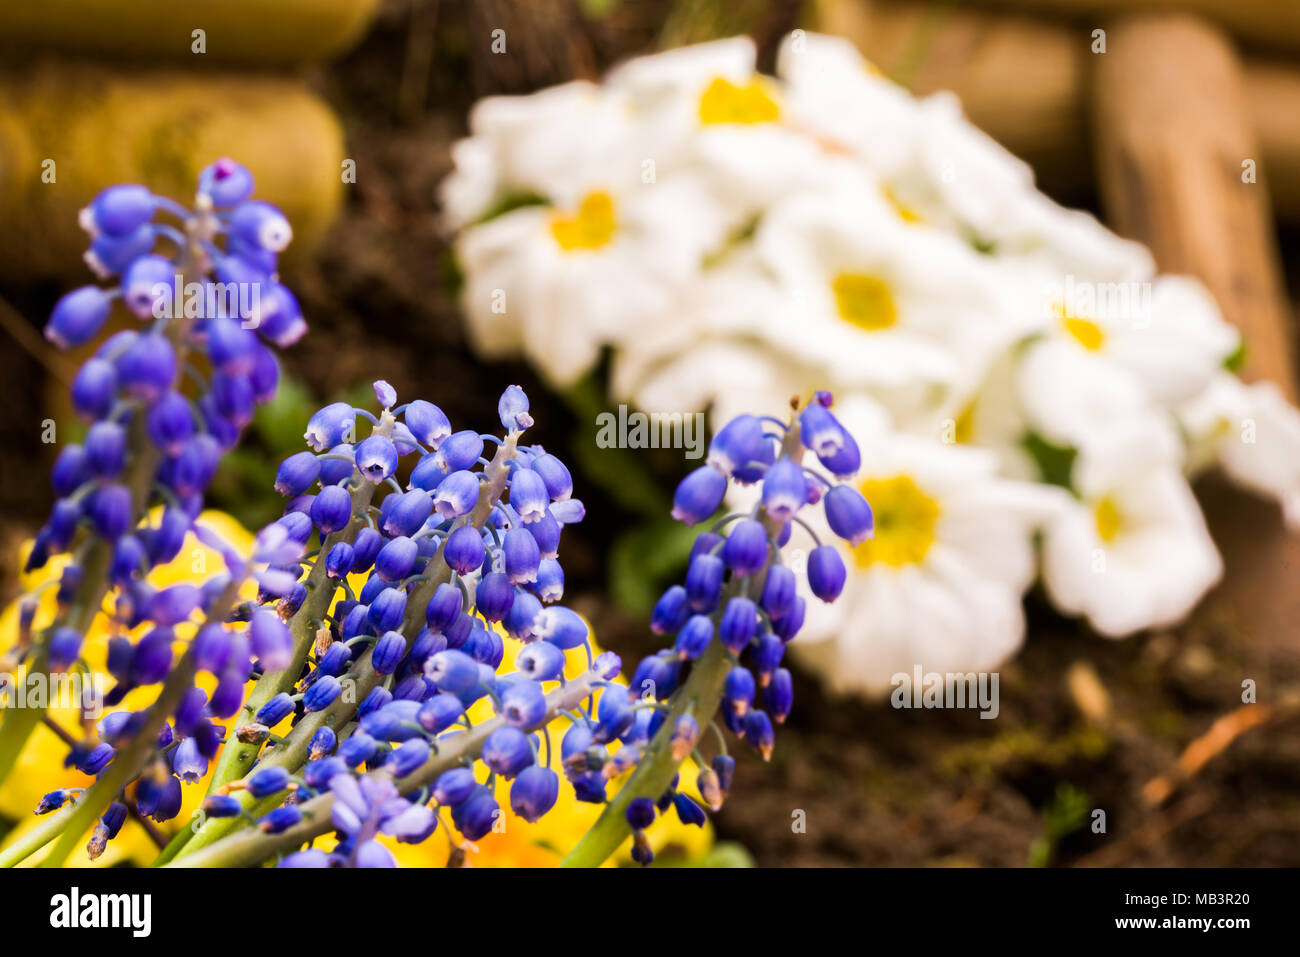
[558,393,866,866]
[0,160,303,847]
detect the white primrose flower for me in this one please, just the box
[454,169,730,387]
[1179,372,1300,529]
[1039,426,1222,637]
[777,396,1065,694]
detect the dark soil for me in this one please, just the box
[2,0,1297,867]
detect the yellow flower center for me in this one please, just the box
[1093,496,1122,543]
[833,272,897,331]
[1055,302,1105,351]
[550,191,617,252]
[882,186,923,224]
[853,475,941,567]
[952,401,975,444]
[698,76,780,125]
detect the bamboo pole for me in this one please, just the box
[814,0,1300,219]
[1091,14,1300,649]
[1092,13,1295,397]
[964,0,1300,58]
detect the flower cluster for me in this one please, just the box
[0,163,303,857]
[441,33,1300,692]
[584,395,863,865]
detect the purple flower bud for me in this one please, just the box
[46,286,114,349]
[345,527,381,574]
[146,390,195,455]
[171,737,208,783]
[109,534,146,585]
[303,675,342,712]
[762,458,807,523]
[81,184,154,237]
[475,571,515,623]
[501,591,540,642]
[424,582,462,633]
[626,796,656,831]
[230,200,293,253]
[481,726,533,778]
[304,402,354,452]
[248,341,280,404]
[725,665,756,716]
[250,608,293,671]
[432,430,483,473]
[807,544,847,602]
[498,385,533,431]
[212,370,254,428]
[426,649,480,694]
[356,435,398,484]
[48,627,84,671]
[503,527,541,584]
[510,765,559,823]
[372,631,407,676]
[685,553,724,612]
[274,451,320,497]
[52,444,90,497]
[368,587,407,633]
[743,709,775,760]
[255,692,295,726]
[372,536,416,583]
[403,400,451,448]
[550,498,585,525]
[767,667,793,722]
[531,452,572,501]
[708,414,764,477]
[382,489,432,537]
[526,509,561,561]
[753,632,785,682]
[824,484,874,546]
[168,434,221,497]
[131,628,175,685]
[759,565,797,620]
[532,605,587,649]
[532,557,564,603]
[88,483,132,539]
[500,680,547,730]
[722,519,769,576]
[433,470,479,519]
[71,358,118,420]
[247,765,292,798]
[719,597,758,652]
[674,792,707,827]
[307,484,351,535]
[444,525,485,575]
[206,316,258,375]
[508,468,549,524]
[149,584,199,626]
[254,282,305,347]
[674,614,714,660]
[116,333,176,402]
[799,403,848,459]
[594,686,633,742]
[672,465,727,525]
[452,787,499,841]
[85,421,126,478]
[198,158,255,206]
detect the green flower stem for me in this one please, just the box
[559,417,806,868]
[161,431,522,864]
[204,480,376,795]
[0,579,241,868]
[560,637,731,868]
[168,668,602,868]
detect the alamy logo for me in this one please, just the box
[49,887,151,937]
[0,671,106,718]
[151,276,262,326]
[890,665,1000,719]
[595,405,706,460]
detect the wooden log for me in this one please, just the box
[813,0,1300,219]
[1091,14,1300,651]
[1092,13,1295,398]
[0,0,383,66]
[964,0,1300,58]
[0,61,346,281]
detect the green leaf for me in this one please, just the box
[1223,337,1247,373]
[1020,431,1078,493]
[609,517,703,615]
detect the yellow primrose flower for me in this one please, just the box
[0,510,256,866]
